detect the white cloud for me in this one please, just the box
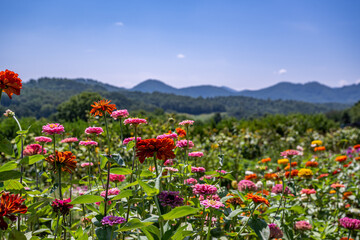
[356,79,360,84]
[177,54,185,59]
[339,79,348,87]
[115,22,124,26]
[276,69,287,75]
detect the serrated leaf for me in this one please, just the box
[70,195,104,205]
[0,161,18,172]
[161,206,200,221]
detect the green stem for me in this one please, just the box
[154,196,164,238]
[126,126,138,223]
[54,211,61,240]
[88,148,92,192]
[153,153,159,177]
[58,167,62,200]
[238,204,257,236]
[206,211,213,240]
[120,119,124,143]
[103,113,112,217]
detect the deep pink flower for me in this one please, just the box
[179,120,194,126]
[188,152,204,157]
[110,109,129,120]
[79,140,98,146]
[238,180,257,192]
[294,221,312,231]
[184,178,198,185]
[200,175,214,180]
[109,174,126,183]
[51,198,73,216]
[339,217,360,230]
[300,189,317,195]
[123,118,147,126]
[199,194,220,201]
[271,184,291,195]
[176,140,194,149]
[61,137,79,143]
[123,137,142,145]
[164,167,178,173]
[156,133,178,139]
[35,136,52,143]
[85,127,103,135]
[191,167,206,173]
[23,144,46,156]
[42,123,65,135]
[81,163,93,167]
[200,200,224,209]
[164,159,174,166]
[192,184,217,195]
[280,149,300,157]
[100,188,120,197]
[101,216,126,226]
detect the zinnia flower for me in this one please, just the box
[42,123,65,135]
[85,127,104,135]
[225,193,243,207]
[136,138,176,164]
[35,136,52,143]
[188,151,204,157]
[191,167,206,173]
[0,192,27,230]
[101,215,126,226]
[176,140,194,149]
[90,99,116,116]
[245,174,257,180]
[192,184,217,195]
[261,158,271,163]
[61,137,79,143]
[79,140,98,146]
[335,155,347,163]
[81,163,93,167]
[52,198,73,216]
[285,169,299,178]
[245,193,270,206]
[305,161,319,167]
[271,184,291,195]
[311,140,323,146]
[176,128,186,137]
[184,178,198,185]
[45,151,77,173]
[300,189,316,195]
[109,174,126,183]
[123,118,147,126]
[238,180,257,192]
[179,120,194,126]
[339,217,360,229]
[200,199,224,209]
[269,223,283,239]
[294,221,312,231]
[280,149,300,157]
[123,137,142,145]
[331,183,345,189]
[0,69,22,99]
[110,109,129,120]
[158,191,184,208]
[23,144,46,156]
[298,168,313,179]
[278,159,289,165]
[314,146,326,152]
[157,133,178,139]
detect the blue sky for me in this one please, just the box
[1,0,359,90]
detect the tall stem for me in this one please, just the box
[54,211,61,240]
[126,126,138,223]
[103,113,112,217]
[153,153,159,177]
[58,167,62,200]
[119,119,124,143]
[206,211,213,240]
[88,148,92,192]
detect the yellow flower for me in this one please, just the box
[231,180,238,189]
[278,159,289,165]
[311,140,323,146]
[298,168,313,179]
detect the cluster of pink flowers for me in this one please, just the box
[81,163,93,167]
[192,184,217,195]
[123,137,142,145]
[35,136,52,143]
[79,140,98,146]
[271,184,291,195]
[191,167,206,173]
[110,109,129,120]
[51,198,73,216]
[100,188,120,197]
[339,217,360,230]
[123,118,147,126]
[85,127,103,135]
[200,200,224,209]
[23,144,46,156]
[300,189,317,195]
[42,123,65,135]
[109,174,126,183]
[200,175,214,181]
[179,120,194,126]
[199,194,220,201]
[188,152,204,157]
[156,133,178,139]
[176,140,194,149]
[61,137,79,143]
[238,180,257,192]
[280,149,300,157]
[184,178,198,185]
[331,183,345,189]
[294,221,312,231]
[164,167,179,173]
[164,159,174,166]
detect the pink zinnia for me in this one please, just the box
[100,188,120,197]
[238,180,258,192]
[294,221,312,231]
[79,140,98,146]
[300,189,317,195]
[176,140,194,149]
[35,136,52,143]
[179,120,194,126]
[85,127,103,135]
[61,137,79,143]
[199,194,221,201]
[192,184,217,195]
[191,167,206,173]
[339,217,360,230]
[165,167,179,173]
[123,137,142,145]
[81,162,94,167]
[111,109,129,120]
[188,152,204,157]
[42,123,65,135]
[164,159,174,166]
[200,199,224,209]
[184,178,198,185]
[280,149,300,157]
[109,174,126,183]
[23,144,46,156]
[331,183,345,189]
[216,170,227,174]
[156,133,178,139]
[123,118,147,126]
[200,175,214,180]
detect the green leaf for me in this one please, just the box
[110,190,133,201]
[121,181,138,190]
[107,154,125,167]
[0,161,18,172]
[70,195,104,205]
[100,155,108,169]
[228,209,243,219]
[110,167,132,175]
[16,129,29,135]
[161,206,200,221]
[290,205,305,214]
[171,225,192,240]
[222,173,235,181]
[126,140,135,151]
[0,170,22,181]
[0,135,13,155]
[138,179,158,196]
[95,227,115,240]
[141,225,160,240]
[29,155,45,165]
[248,218,270,240]
[4,180,24,190]
[8,229,27,240]
[118,218,153,232]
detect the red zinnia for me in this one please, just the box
[136,138,176,163]
[90,99,117,116]
[176,128,186,138]
[305,161,319,167]
[285,169,299,178]
[0,70,22,99]
[0,192,27,230]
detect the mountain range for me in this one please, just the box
[131,79,360,104]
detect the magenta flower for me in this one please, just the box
[176,140,194,149]
[271,184,291,195]
[184,178,198,185]
[123,118,147,126]
[193,184,217,195]
[238,180,257,192]
[300,189,316,195]
[188,152,204,157]
[339,217,360,230]
[100,188,120,197]
[109,174,126,183]
[200,175,214,181]
[199,194,220,201]
[42,123,65,135]
[123,137,142,145]
[158,191,184,208]
[35,136,52,143]
[61,137,79,143]
[280,149,300,157]
[216,170,227,174]
[179,120,194,126]
[51,198,73,216]
[111,109,129,120]
[165,167,179,173]
[23,144,46,156]
[269,223,283,239]
[164,159,174,166]
[79,140,98,146]
[85,127,103,135]
[294,221,312,231]
[81,163,93,167]
[156,133,178,139]
[191,167,206,173]
[200,200,224,209]
[101,216,126,226]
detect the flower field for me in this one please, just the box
[1,70,360,240]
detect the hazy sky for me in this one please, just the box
[1,0,359,90]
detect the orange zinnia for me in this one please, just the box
[285,169,299,178]
[245,174,257,180]
[0,69,22,99]
[0,192,27,230]
[136,138,176,163]
[343,191,353,200]
[90,99,117,116]
[245,193,270,206]
[45,151,77,173]
[284,162,298,170]
[335,155,347,163]
[305,161,319,167]
[264,173,278,180]
[261,158,271,163]
[176,128,186,138]
[314,146,326,152]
